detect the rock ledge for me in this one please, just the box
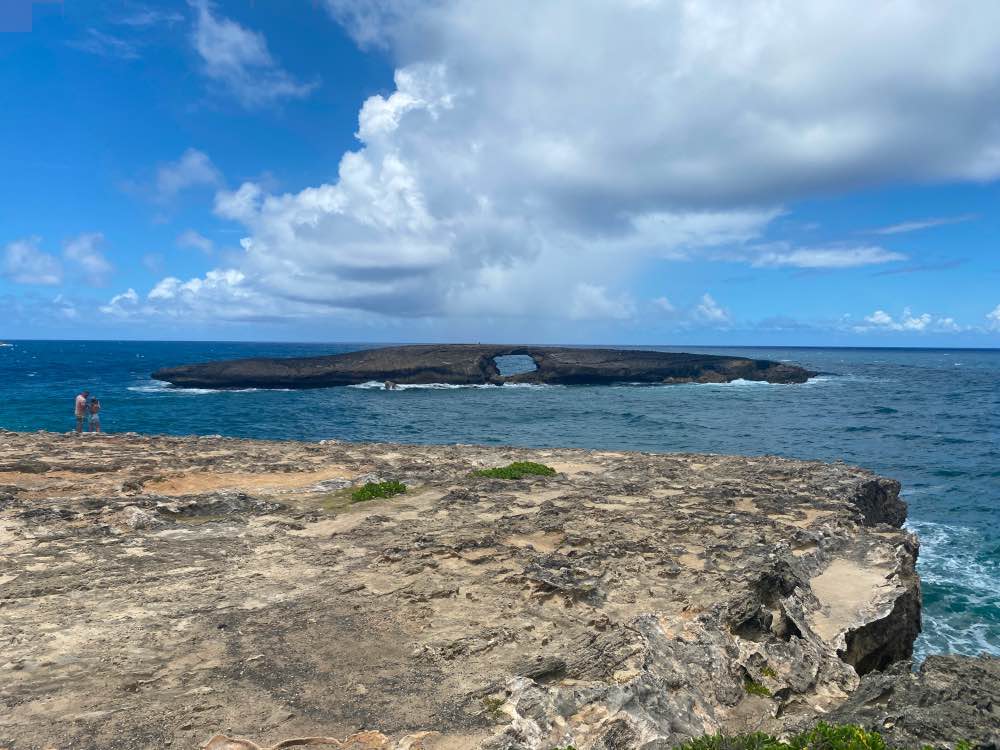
[0,431,990,749]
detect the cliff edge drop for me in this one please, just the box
[152,344,817,389]
[6,431,997,750]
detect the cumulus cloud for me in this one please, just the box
[856,307,963,333]
[63,233,114,286]
[52,294,80,320]
[177,229,214,254]
[99,288,139,316]
[110,1,1000,327]
[652,296,676,314]
[327,1,1000,199]
[1,238,62,285]
[155,149,221,202]
[190,0,318,108]
[987,304,1000,331]
[694,294,731,325]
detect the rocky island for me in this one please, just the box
[151,344,816,389]
[1,431,996,750]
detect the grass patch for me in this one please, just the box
[671,723,964,750]
[473,461,556,479]
[481,696,506,722]
[743,677,772,698]
[350,480,407,503]
[761,666,778,679]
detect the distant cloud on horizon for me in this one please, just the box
[869,214,978,235]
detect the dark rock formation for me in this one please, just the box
[152,344,817,389]
[820,655,1000,749]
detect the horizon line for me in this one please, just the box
[2,338,998,352]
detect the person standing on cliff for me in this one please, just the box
[74,390,89,433]
[88,397,101,433]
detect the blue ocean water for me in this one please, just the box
[1,340,997,658]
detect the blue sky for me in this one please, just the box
[1,0,998,346]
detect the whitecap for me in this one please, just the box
[349,380,558,390]
[127,380,277,395]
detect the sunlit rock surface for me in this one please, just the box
[0,430,985,750]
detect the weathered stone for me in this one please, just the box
[152,344,816,389]
[122,505,165,530]
[817,655,1000,749]
[0,431,988,750]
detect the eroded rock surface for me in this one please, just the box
[819,655,1000,748]
[0,430,934,749]
[151,345,816,389]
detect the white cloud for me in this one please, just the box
[214,182,263,221]
[99,288,139,316]
[52,294,80,320]
[177,229,214,254]
[652,296,676,314]
[568,284,635,321]
[155,149,221,202]
[114,7,185,27]
[326,1,1000,198]
[856,307,964,333]
[190,0,318,108]
[111,1,1000,326]
[68,29,141,60]
[871,214,977,235]
[63,233,114,286]
[752,245,907,269]
[694,293,731,324]
[1,238,62,285]
[987,304,1000,331]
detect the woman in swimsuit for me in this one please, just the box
[89,397,101,433]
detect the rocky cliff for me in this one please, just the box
[151,344,816,389]
[0,431,993,749]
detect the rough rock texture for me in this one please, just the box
[0,430,967,750]
[151,344,816,389]
[819,655,1000,749]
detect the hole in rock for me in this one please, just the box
[493,354,538,377]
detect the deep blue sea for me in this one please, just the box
[1,340,997,659]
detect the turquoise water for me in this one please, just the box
[1,340,997,658]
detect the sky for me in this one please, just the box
[1,0,998,346]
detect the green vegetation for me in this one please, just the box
[481,696,506,721]
[672,723,968,750]
[550,725,971,750]
[744,677,772,697]
[473,461,557,479]
[350,480,407,503]
[761,666,778,679]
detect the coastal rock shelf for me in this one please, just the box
[0,431,994,749]
[151,344,817,389]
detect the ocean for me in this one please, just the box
[1,340,997,659]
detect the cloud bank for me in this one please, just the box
[108,1,1000,329]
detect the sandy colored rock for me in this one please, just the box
[0,430,926,749]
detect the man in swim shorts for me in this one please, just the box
[74,390,89,433]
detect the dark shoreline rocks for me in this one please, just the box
[152,344,817,389]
